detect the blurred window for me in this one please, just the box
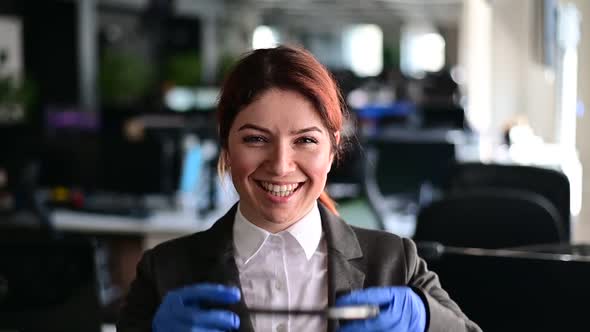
[343,24,383,77]
[400,22,446,78]
[252,25,280,50]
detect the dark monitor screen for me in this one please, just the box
[38,106,218,196]
[369,138,456,196]
[424,247,590,331]
[37,112,173,195]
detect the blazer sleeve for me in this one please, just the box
[116,249,159,332]
[402,238,482,332]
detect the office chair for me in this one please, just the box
[0,239,101,332]
[327,133,365,200]
[363,137,456,231]
[413,188,564,249]
[417,243,590,331]
[447,162,571,241]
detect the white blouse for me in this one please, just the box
[233,203,328,332]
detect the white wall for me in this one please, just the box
[459,0,556,143]
[0,16,22,81]
[569,0,590,242]
[492,0,556,142]
[490,0,528,138]
[459,0,492,137]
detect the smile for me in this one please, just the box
[256,181,304,197]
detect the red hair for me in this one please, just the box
[216,45,347,215]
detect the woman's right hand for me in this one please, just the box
[152,283,241,332]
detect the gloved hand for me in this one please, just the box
[336,286,426,332]
[153,283,241,332]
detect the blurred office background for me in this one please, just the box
[1,0,590,331]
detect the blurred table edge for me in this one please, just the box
[50,208,229,249]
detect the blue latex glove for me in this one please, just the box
[336,286,426,332]
[153,283,241,332]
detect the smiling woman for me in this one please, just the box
[117,46,481,332]
[216,45,346,233]
[225,89,338,232]
[216,46,346,219]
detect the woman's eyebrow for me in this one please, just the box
[238,124,323,135]
[238,124,271,133]
[290,126,323,135]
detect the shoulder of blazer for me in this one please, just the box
[349,226,420,283]
[317,201,408,261]
[349,225,407,253]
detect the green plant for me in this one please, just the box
[0,64,37,123]
[383,44,400,71]
[99,49,155,106]
[164,52,202,86]
[0,76,35,106]
[216,52,238,84]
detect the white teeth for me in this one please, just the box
[259,181,301,196]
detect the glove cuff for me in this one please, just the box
[410,286,430,332]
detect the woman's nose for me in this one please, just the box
[266,143,296,175]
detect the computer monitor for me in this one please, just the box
[0,239,101,332]
[423,246,590,331]
[368,138,456,196]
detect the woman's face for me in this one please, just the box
[226,89,337,233]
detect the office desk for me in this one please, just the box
[51,208,226,249]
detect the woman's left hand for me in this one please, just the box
[335,286,426,332]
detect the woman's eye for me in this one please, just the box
[243,136,267,143]
[296,137,318,144]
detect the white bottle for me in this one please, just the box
[178,134,203,220]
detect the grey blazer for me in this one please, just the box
[117,203,481,332]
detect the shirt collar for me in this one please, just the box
[233,202,323,262]
[284,202,323,260]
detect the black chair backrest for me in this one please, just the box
[419,244,590,331]
[328,135,365,185]
[414,189,563,249]
[0,239,101,332]
[448,162,571,241]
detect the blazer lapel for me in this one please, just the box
[319,204,365,332]
[197,204,256,332]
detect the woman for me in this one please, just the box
[117,46,481,332]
